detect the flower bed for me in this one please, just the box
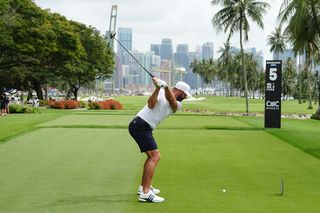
[88,99,123,110]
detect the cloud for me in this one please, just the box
[35,0,283,59]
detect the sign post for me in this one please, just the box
[265,60,282,128]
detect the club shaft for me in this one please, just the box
[112,37,154,78]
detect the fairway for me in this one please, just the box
[0,114,320,212]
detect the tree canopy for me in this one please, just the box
[0,0,114,99]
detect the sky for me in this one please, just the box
[34,0,283,60]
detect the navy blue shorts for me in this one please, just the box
[128,117,158,153]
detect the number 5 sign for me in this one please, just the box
[265,60,282,128]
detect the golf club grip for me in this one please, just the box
[112,36,154,78]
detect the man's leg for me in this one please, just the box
[141,149,161,193]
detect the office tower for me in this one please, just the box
[160,38,173,60]
[117,28,132,55]
[126,50,145,85]
[175,44,189,82]
[245,47,257,55]
[115,28,132,89]
[202,42,214,60]
[274,49,297,66]
[150,44,160,56]
[256,51,264,70]
[187,51,201,89]
[175,44,189,68]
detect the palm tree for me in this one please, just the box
[267,27,287,60]
[282,57,297,100]
[279,0,319,109]
[217,41,235,96]
[212,0,270,114]
[190,59,206,93]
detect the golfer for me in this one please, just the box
[129,77,191,203]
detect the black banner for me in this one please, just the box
[265,60,282,128]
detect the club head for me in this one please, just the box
[110,33,116,39]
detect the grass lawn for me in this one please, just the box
[0,109,320,212]
[115,96,318,114]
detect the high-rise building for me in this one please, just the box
[202,42,214,60]
[160,38,173,60]
[175,44,189,82]
[274,49,297,66]
[150,44,160,56]
[115,28,132,89]
[255,51,264,70]
[117,28,132,55]
[188,51,201,89]
[175,44,189,68]
[245,47,257,55]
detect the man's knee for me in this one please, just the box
[149,150,161,162]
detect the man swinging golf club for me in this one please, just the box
[129,77,191,203]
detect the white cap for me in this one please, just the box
[174,81,192,97]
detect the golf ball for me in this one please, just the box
[222,189,227,193]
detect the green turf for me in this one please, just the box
[182,96,318,114]
[1,113,320,212]
[0,110,68,143]
[114,95,318,114]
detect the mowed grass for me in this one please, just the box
[1,111,320,212]
[115,96,318,114]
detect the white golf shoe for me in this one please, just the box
[139,190,164,203]
[137,185,160,195]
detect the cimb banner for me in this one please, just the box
[265,60,282,128]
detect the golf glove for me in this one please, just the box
[156,79,168,88]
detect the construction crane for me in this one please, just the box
[107,5,117,50]
[105,5,117,93]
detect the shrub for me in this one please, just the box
[88,102,102,110]
[87,99,123,110]
[311,108,320,120]
[100,99,123,110]
[62,100,79,109]
[9,104,22,113]
[51,101,64,109]
[49,100,80,109]
[9,104,37,113]
[80,101,86,108]
[107,99,123,110]
[39,100,49,106]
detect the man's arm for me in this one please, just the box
[147,87,160,109]
[148,77,162,109]
[164,87,178,112]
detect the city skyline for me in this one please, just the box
[35,0,283,60]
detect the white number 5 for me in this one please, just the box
[269,68,277,81]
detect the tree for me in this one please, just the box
[282,57,297,100]
[0,0,114,100]
[212,0,270,114]
[279,0,320,109]
[63,22,114,100]
[267,27,287,60]
[217,41,235,96]
[233,52,261,98]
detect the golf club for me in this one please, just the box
[110,33,154,78]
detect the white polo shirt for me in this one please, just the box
[137,88,182,130]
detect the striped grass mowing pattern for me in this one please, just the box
[0,113,320,212]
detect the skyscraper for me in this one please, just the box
[202,42,214,60]
[150,44,160,56]
[117,28,132,55]
[160,38,173,60]
[175,44,189,82]
[175,44,189,68]
[115,28,132,89]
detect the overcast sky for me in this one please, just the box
[34,0,283,60]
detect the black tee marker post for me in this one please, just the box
[265,60,282,128]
